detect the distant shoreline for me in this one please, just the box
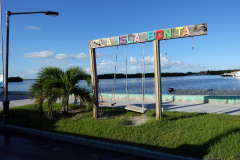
[23,79,37,80]
[8,77,23,82]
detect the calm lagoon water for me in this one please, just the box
[8,75,240,94]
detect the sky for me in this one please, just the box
[1,0,240,79]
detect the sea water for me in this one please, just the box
[8,75,240,94]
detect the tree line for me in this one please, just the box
[97,69,240,79]
[97,72,186,79]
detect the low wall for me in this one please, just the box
[2,92,240,105]
[100,93,240,105]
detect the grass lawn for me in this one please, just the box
[1,104,240,159]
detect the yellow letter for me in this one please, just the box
[106,38,112,46]
[175,27,184,37]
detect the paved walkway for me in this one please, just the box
[0,94,34,108]
[1,94,240,115]
[102,99,240,115]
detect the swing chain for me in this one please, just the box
[142,43,146,109]
[165,40,167,55]
[192,37,194,50]
[125,45,130,105]
[111,46,118,105]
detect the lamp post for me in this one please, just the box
[3,10,59,122]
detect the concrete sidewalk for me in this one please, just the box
[102,99,240,115]
[0,94,34,108]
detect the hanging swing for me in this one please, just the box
[125,44,147,114]
[99,46,118,107]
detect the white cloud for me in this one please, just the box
[126,54,205,73]
[85,67,91,74]
[160,55,183,70]
[54,52,109,60]
[25,25,41,31]
[75,53,89,59]
[96,52,109,58]
[54,54,70,60]
[184,62,206,69]
[9,69,38,79]
[54,52,89,60]
[24,51,109,62]
[23,51,54,58]
[130,66,141,72]
[99,60,114,66]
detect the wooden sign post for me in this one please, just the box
[89,23,207,119]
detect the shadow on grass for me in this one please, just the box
[4,106,239,159]
[6,108,59,131]
[98,107,130,118]
[166,112,207,121]
[145,109,207,121]
[63,109,86,118]
[172,127,240,158]
[55,126,240,159]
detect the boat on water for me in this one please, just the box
[233,71,240,77]
[221,73,233,77]
[221,71,240,77]
[0,75,3,93]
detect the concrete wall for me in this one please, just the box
[100,93,240,105]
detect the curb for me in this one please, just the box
[0,124,198,160]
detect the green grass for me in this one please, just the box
[1,104,240,159]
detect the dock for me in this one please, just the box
[171,89,240,96]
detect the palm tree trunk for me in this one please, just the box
[65,95,69,113]
[61,97,66,113]
[80,97,84,107]
[74,95,78,104]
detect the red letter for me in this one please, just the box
[155,30,163,40]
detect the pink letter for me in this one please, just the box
[134,34,141,43]
[120,36,127,45]
[100,39,105,47]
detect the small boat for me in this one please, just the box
[221,73,233,77]
[0,75,3,93]
[233,71,240,77]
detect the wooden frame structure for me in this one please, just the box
[89,23,207,119]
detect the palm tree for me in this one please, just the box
[60,67,91,113]
[28,66,91,114]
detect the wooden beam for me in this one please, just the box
[153,40,163,120]
[89,48,99,118]
[89,23,207,49]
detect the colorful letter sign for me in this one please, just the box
[89,23,207,49]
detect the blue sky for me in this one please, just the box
[1,0,240,78]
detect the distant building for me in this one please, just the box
[199,71,208,75]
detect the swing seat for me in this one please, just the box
[125,104,147,114]
[99,101,116,106]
